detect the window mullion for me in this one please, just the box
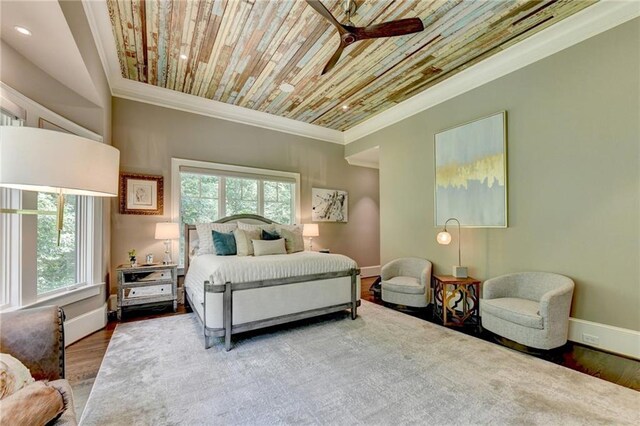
[219,177,226,219]
[258,180,264,217]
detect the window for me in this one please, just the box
[172,159,300,265]
[36,193,78,295]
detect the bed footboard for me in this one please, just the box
[195,268,360,351]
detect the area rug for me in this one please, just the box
[80,301,639,425]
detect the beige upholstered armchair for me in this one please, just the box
[481,272,575,350]
[381,257,432,308]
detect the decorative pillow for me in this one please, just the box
[0,381,64,425]
[233,229,260,256]
[212,231,237,256]
[279,228,304,254]
[195,223,237,255]
[0,353,34,399]
[238,222,276,233]
[252,238,287,256]
[262,229,280,241]
[276,224,303,233]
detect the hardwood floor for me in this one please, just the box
[67,277,639,417]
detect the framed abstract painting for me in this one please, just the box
[312,188,348,222]
[434,111,507,227]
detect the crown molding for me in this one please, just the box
[111,79,345,144]
[345,158,379,169]
[82,0,639,147]
[343,0,640,144]
[81,0,344,145]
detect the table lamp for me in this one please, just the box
[302,223,319,251]
[155,222,179,264]
[436,217,467,278]
[0,127,120,244]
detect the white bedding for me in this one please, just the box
[185,251,358,292]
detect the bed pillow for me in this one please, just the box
[212,231,237,256]
[0,353,34,399]
[238,222,276,233]
[279,228,304,254]
[233,228,260,256]
[195,223,237,255]
[276,224,303,233]
[252,239,286,256]
[261,229,280,241]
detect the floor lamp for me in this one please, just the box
[436,217,467,278]
[0,127,120,243]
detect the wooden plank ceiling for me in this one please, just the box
[107,0,596,131]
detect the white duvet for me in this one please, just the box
[185,251,358,293]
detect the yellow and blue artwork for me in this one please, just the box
[435,112,507,227]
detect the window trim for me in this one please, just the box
[171,158,301,263]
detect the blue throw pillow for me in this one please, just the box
[262,229,280,241]
[212,231,237,256]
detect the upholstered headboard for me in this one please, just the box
[184,214,277,274]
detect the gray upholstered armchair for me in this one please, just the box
[381,257,432,308]
[481,272,575,350]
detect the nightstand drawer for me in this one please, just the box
[124,284,173,300]
[121,293,175,306]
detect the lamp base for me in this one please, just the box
[452,266,468,278]
[163,240,172,265]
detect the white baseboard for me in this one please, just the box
[568,318,640,360]
[360,265,380,278]
[64,303,107,347]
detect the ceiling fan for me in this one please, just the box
[306,0,425,75]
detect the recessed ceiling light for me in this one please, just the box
[14,26,32,36]
[279,83,295,93]
[341,104,349,111]
[180,54,188,60]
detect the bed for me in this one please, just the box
[184,214,361,351]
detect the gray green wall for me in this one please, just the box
[110,98,380,289]
[348,18,639,330]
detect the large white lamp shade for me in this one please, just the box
[0,126,120,196]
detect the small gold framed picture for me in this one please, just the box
[119,173,164,215]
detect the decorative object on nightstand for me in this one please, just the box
[128,249,137,267]
[432,274,481,328]
[303,223,319,251]
[436,217,467,278]
[0,127,120,244]
[155,222,179,264]
[116,263,177,320]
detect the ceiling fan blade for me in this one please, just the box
[306,0,347,34]
[322,42,346,75]
[355,18,424,40]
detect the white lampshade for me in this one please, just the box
[436,231,452,245]
[303,223,319,237]
[155,222,180,240]
[0,127,120,196]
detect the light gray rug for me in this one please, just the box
[80,301,639,425]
